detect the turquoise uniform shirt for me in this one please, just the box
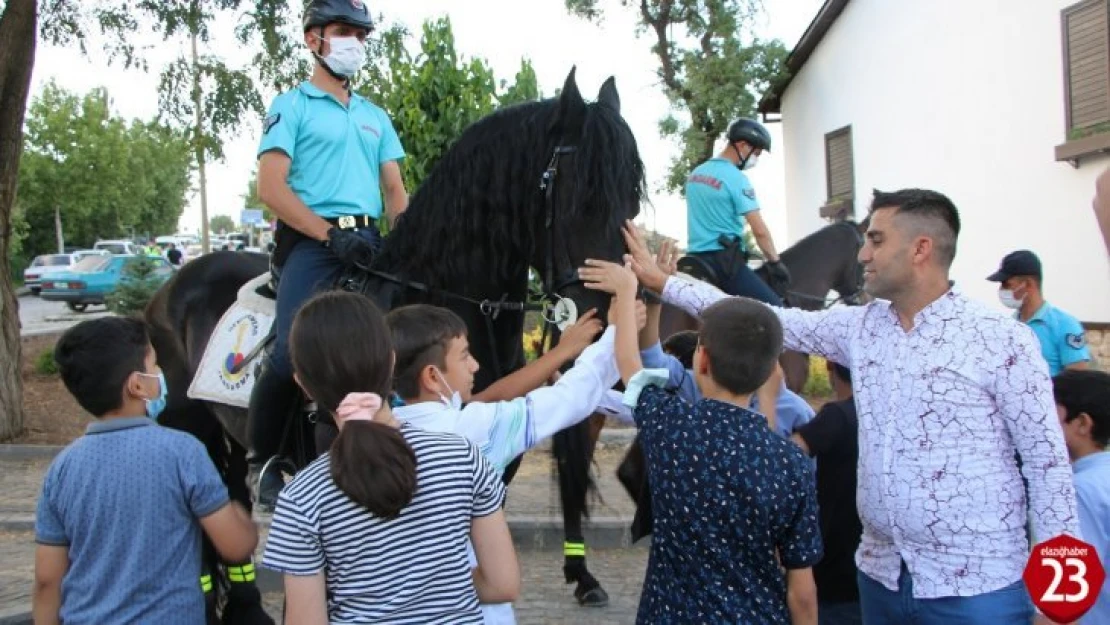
[685,157,759,253]
[258,81,405,219]
[1021,302,1090,376]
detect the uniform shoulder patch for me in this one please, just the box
[262,113,281,135]
[1065,333,1087,349]
[743,187,757,200]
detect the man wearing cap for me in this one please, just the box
[683,117,791,305]
[247,0,409,507]
[987,250,1090,376]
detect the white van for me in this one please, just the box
[94,239,139,255]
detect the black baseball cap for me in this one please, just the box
[986,250,1042,282]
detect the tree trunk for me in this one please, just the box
[0,0,37,441]
[191,24,211,255]
[55,204,63,253]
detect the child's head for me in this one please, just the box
[1052,369,1110,460]
[694,298,783,396]
[54,317,162,418]
[290,291,415,518]
[387,304,479,404]
[663,330,699,370]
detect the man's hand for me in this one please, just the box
[554,309,603,360]
[325,228,376,267]
[620,221,670,292]
[579,259,639,298]
[765,260,792,287]
[656,237,680,278]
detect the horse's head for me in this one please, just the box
[530,68,646,321]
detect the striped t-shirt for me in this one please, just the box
[262,423,506,624]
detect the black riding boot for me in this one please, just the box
[245,364,298,511]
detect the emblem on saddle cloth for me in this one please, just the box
[188,274,276,408]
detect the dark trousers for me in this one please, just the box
[689,249,783,306]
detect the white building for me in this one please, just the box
[759,0,1110,331]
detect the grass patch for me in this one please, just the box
[802,356,833,398]
[34,349,59,376]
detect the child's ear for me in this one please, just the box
[419,364,439,393]
[695,345,710,376]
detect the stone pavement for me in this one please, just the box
[0,436,646,622]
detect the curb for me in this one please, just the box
[0,428,637,459]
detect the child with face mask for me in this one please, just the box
[33,317,258,624]
[385,302,636,622]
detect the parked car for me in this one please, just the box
[93,239,140,255]
[23,254,77,295]
[40,254,174,312]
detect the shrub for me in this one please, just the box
[106,257,161,316]
[35,349,58,375]
[802,355,833,398]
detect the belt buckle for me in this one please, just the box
[337,216,356,229]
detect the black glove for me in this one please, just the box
[325,227,376,268]
[766,260,792,287]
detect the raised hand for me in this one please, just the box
[555,309,603,359]
[579,259,639,298]
[620,220,669,293]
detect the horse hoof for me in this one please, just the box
[575,584,610,608]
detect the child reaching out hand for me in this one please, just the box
[578,257,822,625]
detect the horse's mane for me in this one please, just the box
[374,97,645,291]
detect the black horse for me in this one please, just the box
[145,67,644,620]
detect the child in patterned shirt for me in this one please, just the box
[580,255,822,625]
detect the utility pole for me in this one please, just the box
[54,206,64,253]
[190,5,211,254]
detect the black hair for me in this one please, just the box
[54,317,150,417]
[1053,369,1110,448]
[290,291,416,519]
[830,362,852,384]
[662,330,699,370]
[870,188,961,267]
[698,297,783,395]
[386,305,468,400]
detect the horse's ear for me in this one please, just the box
[597,76,620,113]
[553,66,587,137]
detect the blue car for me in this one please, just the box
[40,254,174,312]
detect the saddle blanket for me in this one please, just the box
[187,274,275,408]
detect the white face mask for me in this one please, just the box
[433,368,463,411]
[316,35,366,78]
[741,153,759,171]
[998,288,1024,310]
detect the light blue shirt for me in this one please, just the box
[1073,452,1110,624]
[35,417,229,625]
[685,158,759,253]
[1021,302,1090,376]
[258,82,405,219]
[640,343,814,438]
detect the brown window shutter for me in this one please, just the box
[1064,0,1110,133]
[825,126,854,201]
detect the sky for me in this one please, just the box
[27,0,824,247]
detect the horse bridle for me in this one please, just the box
[780,221,867,308]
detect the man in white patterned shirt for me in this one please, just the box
[618,189,1079,624]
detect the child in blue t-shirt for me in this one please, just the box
[580,254,822,625]
[33,317,258,624]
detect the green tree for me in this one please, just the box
[360,17,541,190]
[0,0,301,438]
[16,82,192,257]
[209,214,236,234]
[242,167,272,223]
[565,0,787,193]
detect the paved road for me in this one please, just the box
[0,443,647,624]
[16,293,111,337]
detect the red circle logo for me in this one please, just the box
[1023,534,1105,623]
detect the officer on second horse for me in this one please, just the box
[683,118,791,305]
[247,0,409,508]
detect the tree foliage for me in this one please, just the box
[565,0,788,193]
[209,214,236,234]
[105,256,163,316]
[359,17,541,190]
[16,82,192,257]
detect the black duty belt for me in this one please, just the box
[325,215,376,230]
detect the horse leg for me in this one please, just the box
[219,435,274,625]
[555,415,609,607]
[780,350,810,394]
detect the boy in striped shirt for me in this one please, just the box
[387,303,630,623]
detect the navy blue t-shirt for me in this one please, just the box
[633,385,823,624]
[35,417,229,624]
